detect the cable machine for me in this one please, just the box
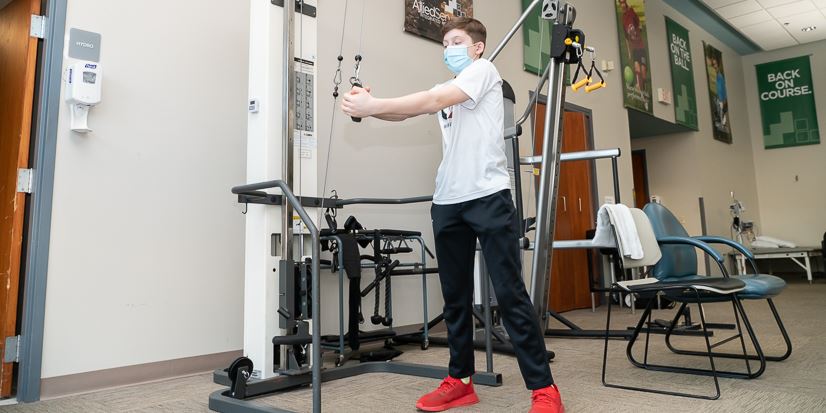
[209,1,618,412]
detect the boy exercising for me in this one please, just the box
[341,17,564,413]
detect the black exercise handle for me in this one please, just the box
[360,260,400,297]
[272,335,313,346]
[372,276,382,324]
[350,81,363,123]
[382,270,392,326]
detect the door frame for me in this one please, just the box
[631,149,651,208]
[15,0,67,402]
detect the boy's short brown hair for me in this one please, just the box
[441,17,487,46]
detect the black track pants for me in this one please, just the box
[431,189,553,390]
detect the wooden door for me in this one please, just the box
[533,105,596,313]
[1,0,41,397]
[631,150,650,208]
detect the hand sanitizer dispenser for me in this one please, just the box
[65,61,102,132]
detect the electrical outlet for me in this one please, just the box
[657,88,673,104]
[604,196,615,205]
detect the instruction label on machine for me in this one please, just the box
[294,131,316,159]
[294,57,316,159]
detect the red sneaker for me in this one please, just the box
[529,384,564,413]
[415,376,480,412]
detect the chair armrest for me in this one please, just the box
[694,236,760,274]
[693,236,754,260]
[657,236,724,264]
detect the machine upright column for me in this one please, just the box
[529,4,575,321]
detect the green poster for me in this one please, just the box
[520,0,569,83]
[665,18,697,130]
[521,0,551,75]
[756,56,820,149]
[615,0,653,114]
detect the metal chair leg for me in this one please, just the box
[730,297,753,378]
[648,296,764,380]
[602,286,721,400]
[665,298,790,363]
[766,298,793,361]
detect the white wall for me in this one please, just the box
[631,0,762,273]
[42,0,249,378]
[742,40,826,246]
[315,0,638,304]
[313,0,445,330]
[46,0,820,382]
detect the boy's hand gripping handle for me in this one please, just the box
[350,81,363,123]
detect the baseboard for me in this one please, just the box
[40,349,242,399]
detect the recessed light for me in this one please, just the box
[801,26,817,32]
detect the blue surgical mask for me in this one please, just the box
[443,45,474,75]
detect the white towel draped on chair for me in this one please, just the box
[592,204,644,260]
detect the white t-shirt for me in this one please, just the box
[432,58,510,205]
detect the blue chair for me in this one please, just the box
[643,203,792,363]
[601,208,756,399]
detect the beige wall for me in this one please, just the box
[633,2,825,258]
[631,1,763,274]
[42,0,824,386]
[742,40,826,246]
[315,1,446,327]
[42,0,249,378]
[316,0,637,294]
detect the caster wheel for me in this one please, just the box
[227,356,253,398]
[228,356,253,381]
[421,340,430,350]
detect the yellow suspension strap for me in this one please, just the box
[584,47,606,92]
[567,36,606,93]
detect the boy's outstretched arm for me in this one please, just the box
[341,85,469,121]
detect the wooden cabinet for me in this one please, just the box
[533,107,596,313]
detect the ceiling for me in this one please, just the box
[700,0,826,50]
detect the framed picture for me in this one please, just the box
[703,42,732,143]
[404,0,473,43]
[615,0,653,114]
